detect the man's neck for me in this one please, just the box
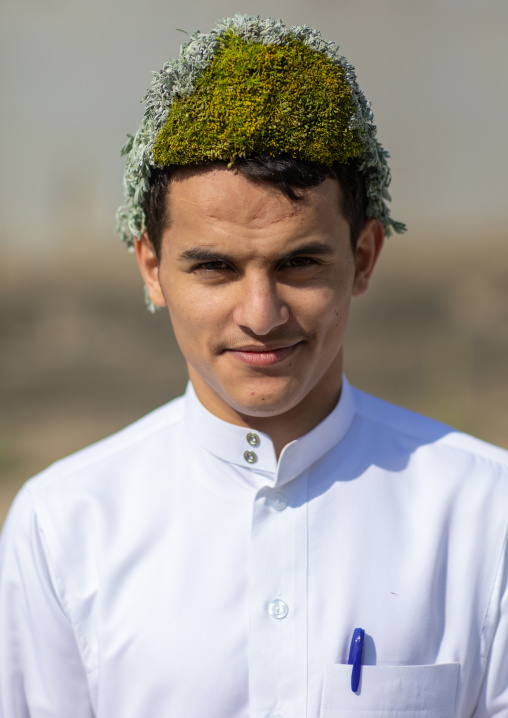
[187,365,343,459]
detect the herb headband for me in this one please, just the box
[117,14,405,251]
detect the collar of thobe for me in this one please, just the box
[184,376,356,487]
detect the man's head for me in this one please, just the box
[120,15,401,437]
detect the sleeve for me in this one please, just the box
[0,487,94,718]
[472,530,508,717]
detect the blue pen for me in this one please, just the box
[348,627,365,693]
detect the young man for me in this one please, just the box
[1,15,508,718]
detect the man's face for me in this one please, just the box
[137,167,382,427]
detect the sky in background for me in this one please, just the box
[1,0,507,255]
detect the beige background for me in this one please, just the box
[1,0,507,525]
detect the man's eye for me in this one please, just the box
[285,256,318,269]
[193,261,230,272]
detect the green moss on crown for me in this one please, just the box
[153,33,363,167]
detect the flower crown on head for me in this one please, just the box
[116,14,406,251]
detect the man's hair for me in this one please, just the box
[143,155,367,261]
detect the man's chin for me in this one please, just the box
[223,384,305,420]
[187,364,309,423]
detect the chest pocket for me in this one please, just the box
[320,663,460,717]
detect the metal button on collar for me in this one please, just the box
[244,450,257,464]
[268,599,289,620]
[268,491,288,511]
[246,432,260,447]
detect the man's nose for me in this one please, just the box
[232,274,289,335]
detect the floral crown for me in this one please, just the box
[117,14,405,250]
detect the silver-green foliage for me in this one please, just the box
[116,14,406,252]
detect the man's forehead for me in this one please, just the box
[169,167,299,220]
[165,168,343,233]
[157,172,351,268]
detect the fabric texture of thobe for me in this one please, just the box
[1,378,508,717]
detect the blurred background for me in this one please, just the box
[1,0,507,525]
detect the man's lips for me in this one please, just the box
[226,342,302,367]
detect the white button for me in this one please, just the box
[268,714,285,718]
[244,450,257,464]
[268,599,289,620]
[268,491,288,511]
[246,432,260,447]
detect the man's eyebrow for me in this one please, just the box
[178,248,232,263]
[280,240,336,260]
[178,240,335,264]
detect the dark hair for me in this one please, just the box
[143,155,367,260]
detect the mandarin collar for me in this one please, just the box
[184,378,356,488]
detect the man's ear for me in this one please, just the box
[134,232,167,308]
[352,219,384,297]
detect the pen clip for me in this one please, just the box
[348,627,365,693]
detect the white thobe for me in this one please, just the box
[1,378,508,717]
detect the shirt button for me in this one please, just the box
[246,432,260,447]
[268,599,289,620]
[268,491,288,511]
[268,714,285,718]
[244,450,257,464]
